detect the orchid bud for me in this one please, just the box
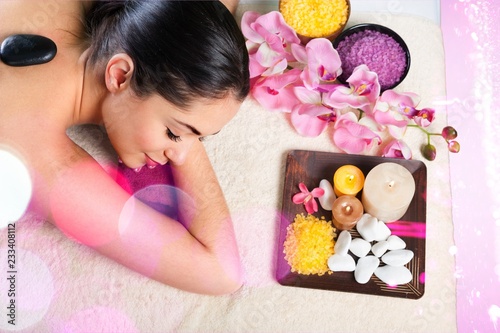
[441,126,458,140]
[422,144,437,161]
[448,140,460,153]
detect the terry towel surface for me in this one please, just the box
[0,11,456,333]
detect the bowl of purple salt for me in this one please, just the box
[332,23,410,91]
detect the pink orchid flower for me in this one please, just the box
[370,90,421,139]
[413,108,435,127]
[324,65,380,109]
[289,86,335,137]
[241,11,301,78]
[333,112,381,154]
[292,38,342,92]
[292,182,324,214]
[382,139,412,159]
[252,69,302,112]
[397,104,419,119]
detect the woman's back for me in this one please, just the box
[0,0,88,121]
[0,1,90,174]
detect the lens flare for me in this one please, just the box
[0,249,54,331]
[118,184,194,277]
[0,149,32,228]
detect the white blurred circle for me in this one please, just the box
[0,150,32,227]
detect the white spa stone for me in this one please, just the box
[381,249,414,266]
[318,179,336,211]
[374,220,391,242]
[334,230,351,256]
[328,254,356,272]
[354,255,380,284]
[349,238,371,258]
[374,265,413,285]
[356,214,379,242]
[387,235,407,250]
[371,241,389,257]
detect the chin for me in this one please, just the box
[117,156,137,168]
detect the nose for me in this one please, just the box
[164,138,195,166]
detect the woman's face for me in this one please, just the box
[101,91,241,169]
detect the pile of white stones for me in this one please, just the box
[327,213,414,285]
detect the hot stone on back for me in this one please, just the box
[0,34,57,67]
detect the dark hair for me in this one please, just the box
[85,0,249,107]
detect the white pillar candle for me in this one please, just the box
[361,162,415,222]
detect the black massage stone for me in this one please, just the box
[0,34,57,67]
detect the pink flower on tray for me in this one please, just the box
[292,183,324,214]
[382,139,412,159]
[241,11,301,78]
[324,65,380,109]
[333,112,381,154]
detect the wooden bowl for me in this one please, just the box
[279,0,351,45]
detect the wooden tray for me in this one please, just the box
[276,150,427,299]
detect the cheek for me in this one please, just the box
[102,111,134,142]
[133,126,169,149]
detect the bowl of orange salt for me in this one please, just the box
[279,0,351,45]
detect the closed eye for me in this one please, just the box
[166,128,181,142]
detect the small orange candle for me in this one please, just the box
[333,165,365,196]
[332,195,364,230]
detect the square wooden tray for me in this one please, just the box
[276,150,427,299]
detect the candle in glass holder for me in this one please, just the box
[361,162,415,222]
[332,195,364,230]
[333,165,365,197]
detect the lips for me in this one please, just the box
[145,155,160,169]
[118,155,163,173]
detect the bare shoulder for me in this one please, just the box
[0,1,91,125]
[221,0,239,14]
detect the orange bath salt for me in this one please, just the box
[283,213,337,275]
[280,0,349,39]
[333,164,365,196]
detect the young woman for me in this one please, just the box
[0,0,249,295]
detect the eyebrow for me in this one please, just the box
[178,121,220,137]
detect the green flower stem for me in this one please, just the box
[407,124,441,145]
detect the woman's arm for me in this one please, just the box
[49,139,242,295]
[164,139,244,292]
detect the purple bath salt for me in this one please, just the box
[336,30,407,90]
